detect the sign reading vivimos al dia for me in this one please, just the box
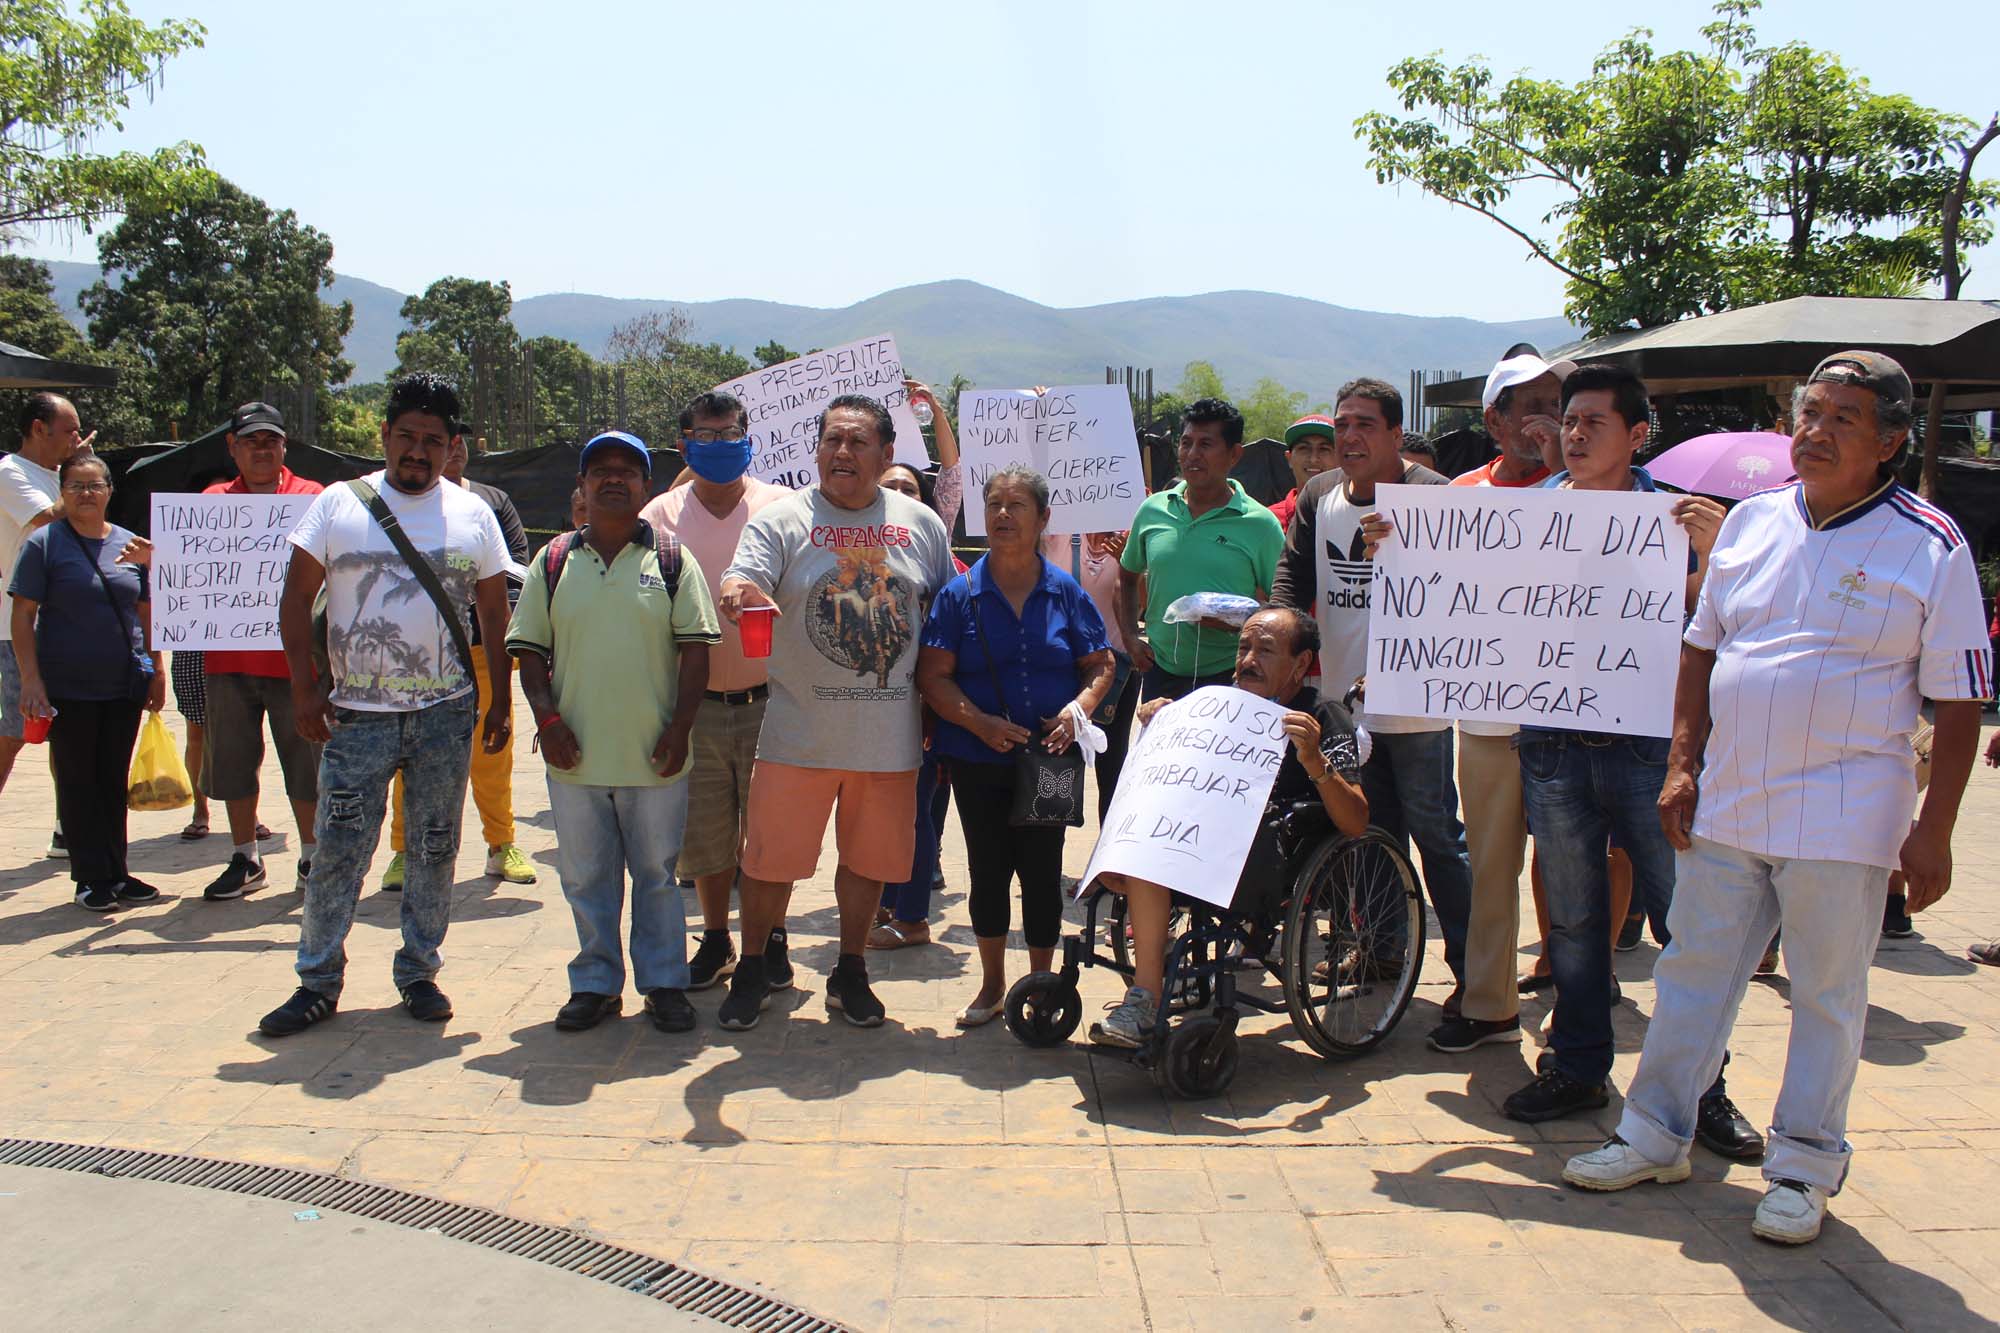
[714,334,926,490]
[1363,482,1688,738]
[1080,686,1287,908]
[954,386,1144,537]
[150,493,315,651]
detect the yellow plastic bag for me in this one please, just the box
[128,711,193,812]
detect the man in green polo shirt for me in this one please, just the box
[1118,397,1283,699]
[508,431,720,1035]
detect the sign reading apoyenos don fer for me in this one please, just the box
[1081,686,1286,907]
[1364,482,1689,738]
[955,386,1144,537]
[149,492,313,650]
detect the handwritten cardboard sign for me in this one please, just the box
[150,493,313,650]
[1081,686,1286,907]
[714,334,924,489]
[1364,483,1688,737]
[956,386,1144,536]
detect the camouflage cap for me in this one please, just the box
[1807,350,1914,415]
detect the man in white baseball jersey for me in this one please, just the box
[1562,350,1991,1246]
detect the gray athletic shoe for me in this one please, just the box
[1088,985,1157,1049]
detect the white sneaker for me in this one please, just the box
[1563,1136,1692,1191]
[1752,1178,1826,1245]
[1088,985,1157,1049]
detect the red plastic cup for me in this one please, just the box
[21,713,52,744]
[738,605,777,658]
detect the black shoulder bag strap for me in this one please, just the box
[71,521,154,700]
[348,478,476,679]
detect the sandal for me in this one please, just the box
[866,919,931,950]
[255,823,274,840]
[1969,940,2000,967]
[955,999,1002,1028]
[179,819,210,841]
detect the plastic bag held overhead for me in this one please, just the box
[128,712,193,812]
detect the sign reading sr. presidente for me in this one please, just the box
[714,334,924,489]
[1364,482,1688,738]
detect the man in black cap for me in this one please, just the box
[1564,350,1991,1245]
[198,403,326,900]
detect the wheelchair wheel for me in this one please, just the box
[1004,971,1083,1048]
[1282,830,1423,1058]
[1159,1016,1238,1098]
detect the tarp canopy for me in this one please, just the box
[1423,297,2000,409]
[1228,438,1293,507]
[0,340,119,391]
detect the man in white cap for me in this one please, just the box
[1426,349,1568,1053]
[1563,349,1990,1245]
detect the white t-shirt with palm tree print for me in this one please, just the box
[289,472,510,712]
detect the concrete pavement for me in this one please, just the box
[1,698,1998,1330]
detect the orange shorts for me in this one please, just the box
[740,761,918,885]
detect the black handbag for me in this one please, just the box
[73,521,156,704]
[968,596,1087,828]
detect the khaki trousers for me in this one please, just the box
[1458,730,1526,1022]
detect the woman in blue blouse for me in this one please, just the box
[918,465,1116,1026]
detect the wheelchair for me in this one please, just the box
[1002,799,1426,1097]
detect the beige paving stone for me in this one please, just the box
[1336,1254,1551,1297]
[1438,1292,1682,1331]
[1197,1211,1337,1294]
[897,1243,1116,1299]
[1179,1293,1447,1330]
[904,1166,1113,1245]
[1313,1207,1526,1259]
[685,1239,896,1330]
[1654,1290,1817,1331]
[671,1163,906,1243]
[887,1297,989,1331]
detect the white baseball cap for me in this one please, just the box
[1482,352,1576,410]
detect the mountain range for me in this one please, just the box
[39,261,1575,409]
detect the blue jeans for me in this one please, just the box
[1519,731,1676,1085]
[880,751,943,923]
[547,777,692,994]
[297,693,477,999]
[1360,727,1472,986]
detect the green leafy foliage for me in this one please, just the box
[80,178,353,440]
[1355,1,1996,333]
[1,0,211,237]
[602,310,752,448]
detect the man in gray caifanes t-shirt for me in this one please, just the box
[718,395,955,1033]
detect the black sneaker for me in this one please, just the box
[1616,911,1645,952]
[399,980,453,1022]
[204,854,267,901]
[688,930,737,991]
[555,992,621,1031]
[716,954,771,1031]
[74,883,119,912]
[1695,1092,1766,1159]
[645,988,697,1033]
[765,927,795,991]
[1502,1068,1610,1123]
[259,986,337,1037]
[1882,891,1914,939]
[297,858,313,890]
[47,830,67,860]
[115,876,162,904]
[1426,1014,1523,1053]
[825,962,886,1028]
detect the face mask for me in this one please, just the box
[684,438,754,484]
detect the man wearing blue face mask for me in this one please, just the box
[640,392,787,991]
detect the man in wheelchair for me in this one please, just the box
[1088,607,1369,1048]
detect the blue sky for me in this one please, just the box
[23,0,2000,321]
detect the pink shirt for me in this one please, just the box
[1042,531,1125,655]
[642,478,787,692]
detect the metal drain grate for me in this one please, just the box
[0,1138,845,1331]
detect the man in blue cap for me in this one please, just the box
[508,430,720,1033]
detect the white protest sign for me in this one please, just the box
[149,493,313,651]
[1080,686,1286,908]
[1365,482,1687,737]
[714,334,923,489]
[955,386,1144,536]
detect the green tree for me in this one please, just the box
[523,334,598,440]
[80,178,353,439]
[1,0,210,237]
[1176,360,1228,402]
[1355,1,1996,333]
[395,276,517,381]
[1237,378,1312,442]
[603,310,752,446]
[0,255,91,360]
[754,339,797,368]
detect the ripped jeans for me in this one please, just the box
[296,693,477,999]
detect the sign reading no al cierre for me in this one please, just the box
[1364,483,1689,738]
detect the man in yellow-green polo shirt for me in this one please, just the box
[508,431,721,1036]
[1117,397,1283,700]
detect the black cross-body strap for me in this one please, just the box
[347,478,476,678]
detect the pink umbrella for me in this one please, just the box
[1646,431,1795,500]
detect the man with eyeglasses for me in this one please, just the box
[640,392,787,991]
